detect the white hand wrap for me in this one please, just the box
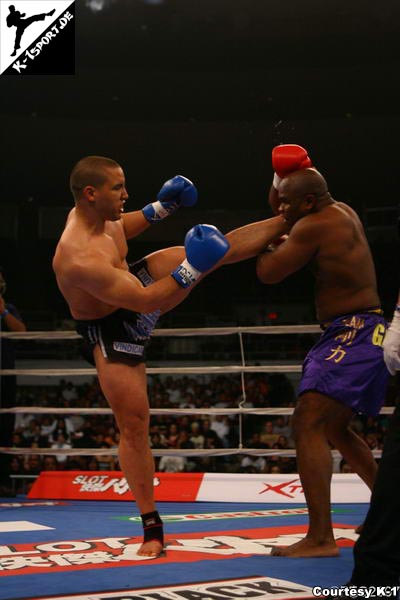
[383,307,400,375]
[273,172,282,189]
[171,259,201,288]
[154,200,172,219]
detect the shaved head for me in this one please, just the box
[70,156,121,201]
[278,168,333,226]
[281,168,329,199]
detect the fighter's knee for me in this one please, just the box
[292,404,326,438]
[291,417,311,442]
[118,414,149,447]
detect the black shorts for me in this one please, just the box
[75,259,161,366]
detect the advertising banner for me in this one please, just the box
[28,471,204,502]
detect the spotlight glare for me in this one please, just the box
[86,0,107,12]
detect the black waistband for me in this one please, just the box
[75,308,130,327]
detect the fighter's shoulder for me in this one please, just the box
[73,243,114,271]
[334,201,360,220]
[105,219,125,235]
[304,201,358,227]
[290,213,322,240]
[55,237,112,280]
[324,202,363,233]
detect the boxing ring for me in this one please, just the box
[0,326,392,600]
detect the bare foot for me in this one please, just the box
[271,537,339,558]
[137,539,165,558]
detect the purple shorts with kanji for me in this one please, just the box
[298,311,390,415]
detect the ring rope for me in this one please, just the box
[0,324,390,466]
[238,330,247,449]
[0,406,294,416]
[0,406,394,415]
[0,447,296,457]
[1,365,303,376]
[0,324,321,340]
[0,446,383,459]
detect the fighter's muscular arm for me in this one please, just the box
[256,217,320,283]
[122,211,151,240]
[69,256,188,314]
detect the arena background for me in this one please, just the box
[0,0,399,329]
[0,4,399,598]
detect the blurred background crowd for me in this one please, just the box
[2,373,398,495]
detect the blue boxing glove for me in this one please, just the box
[142,175,197,223]
[171,224,230,288]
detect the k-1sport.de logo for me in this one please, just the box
[0,0,75,75]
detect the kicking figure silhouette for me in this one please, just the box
[7,5,56,56]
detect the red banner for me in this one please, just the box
[28,471,203,502]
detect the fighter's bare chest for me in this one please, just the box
[104,224,128,263]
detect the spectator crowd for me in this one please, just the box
[1,372,397,495]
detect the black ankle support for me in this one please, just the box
[141,510,164,546]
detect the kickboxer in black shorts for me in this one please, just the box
[53,155,288,557]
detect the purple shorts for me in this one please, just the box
[298,311,389,415]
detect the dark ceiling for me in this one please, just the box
[1,0,400,212]
[0,0,399,319]
[1,0,400,122]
